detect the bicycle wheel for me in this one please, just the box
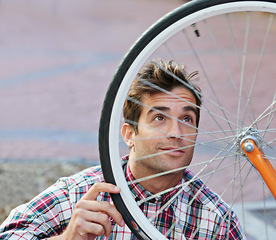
[99,0,276,239]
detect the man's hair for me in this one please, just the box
[123,60,202,133]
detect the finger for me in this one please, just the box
[75,208,113,237]
[77,200,125,227]
[82,182,121,201]
[110,201,125,227]
[76,218,107,238]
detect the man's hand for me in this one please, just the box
[51,182,125,240]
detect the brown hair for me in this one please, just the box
[123,60,202,133]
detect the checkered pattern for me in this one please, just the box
[0,158,246,239]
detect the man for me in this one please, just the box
[0,60,245,239]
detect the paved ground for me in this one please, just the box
[0,0,183,163]
[0,0,185,222]
[0,1,275,239]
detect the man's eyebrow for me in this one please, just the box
[147,105,197,115]
[183,105,197,115]
[147,106,169,115]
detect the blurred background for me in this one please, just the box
[0,0,186,221]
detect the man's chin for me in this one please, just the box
[158,164,189,176]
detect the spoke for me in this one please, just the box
[214,161,249,206]
[126,95,197,132]
[122,111,275,157]
[262,139,276,150]
[137,157,247,210]
[183,29,245,134]
[125,119,239,147]
[136,137,237,207]
[262,92,276,139]
[212,163,254,239]
[237,153,246,233]
[135,78,245,133]
[131,133,240,163]
[238,12,251,130]
[250,100,276,127]
[186,140,238,207]
[264,155,275,161]
[125,95,241,150]
[242,14,274,126]
[226,13,241,66]
[188,159,252,239]
[129,152,242,187]
[261,183,269,240]
[164,158,248,238]
[123,118,232,154]
[204,19,245,133]
[267,139,276,147]
[259,128,276,133]
[164,42,177,60]
[121,128,236,142]
[226,13,256,131]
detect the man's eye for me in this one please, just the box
[183,116,193,123]
[154,115,165,121]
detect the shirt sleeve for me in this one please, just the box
[0,179,72,240]
[227,211,247,240]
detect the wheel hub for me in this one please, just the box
[236,127,263,155]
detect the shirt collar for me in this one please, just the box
[122,155,182,206]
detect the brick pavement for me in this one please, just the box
[0,0,183,162]
[0,0,184,222]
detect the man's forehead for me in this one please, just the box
[141,87,197,105]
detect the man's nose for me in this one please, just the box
[167,120,182,139]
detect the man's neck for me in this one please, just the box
[129,160,183,194]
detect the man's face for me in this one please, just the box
[122,86,198,177]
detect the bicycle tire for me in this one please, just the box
[99,0,276,239]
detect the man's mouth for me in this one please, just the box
[159,147,185,156]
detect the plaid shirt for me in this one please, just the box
[0,158,246,240]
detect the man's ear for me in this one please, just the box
[121,123,135,148]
